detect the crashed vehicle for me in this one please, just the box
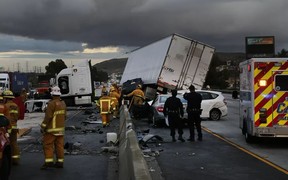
[24,99,49,113]
[0,115,11,180]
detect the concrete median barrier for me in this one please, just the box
[119,105,152,180]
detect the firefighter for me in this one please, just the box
[124,84,145,118]
[40,86,67,169]
[125,84,145,105]
[96,91,112,127]
[163,89,185,142]
[3,90,20,165]
[109,86,120,119]
[183,85,203,141]
[13,88,27,120]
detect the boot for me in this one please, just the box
[41,162,54,170]
[178,135,185,142]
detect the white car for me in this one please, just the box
[24,99,49,113]
[151,90,228,126]
[195,90,228,120]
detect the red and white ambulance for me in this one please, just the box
[239,58,288,142]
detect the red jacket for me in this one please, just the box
[13,96,25,120]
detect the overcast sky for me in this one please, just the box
[0,0,287,72]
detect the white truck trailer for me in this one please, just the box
[120,33,215,99]
[239,58,288,142]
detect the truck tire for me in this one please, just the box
[243,121,255,143]
[245,131,254,143]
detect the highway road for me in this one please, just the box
[134,93,288,180]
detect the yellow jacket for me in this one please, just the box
[127,89,145,105]
[4,100,19,130]
[41,96,66,136]
[96,95,112,114]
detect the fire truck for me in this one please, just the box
[239,58,288,142]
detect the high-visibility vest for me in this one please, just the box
[97,96,112,114]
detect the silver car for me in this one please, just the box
[150,94,187,126]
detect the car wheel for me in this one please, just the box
[209,109,221,121]
[0,150,11,180]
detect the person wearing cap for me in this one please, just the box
[3,90,20,165]
[163,89,185,142]
[40,86,67,169]
[96,91,112,127]
[183,85,203,141]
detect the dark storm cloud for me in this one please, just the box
[0,0,288,53]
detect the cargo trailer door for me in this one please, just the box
[157,35,191,90]
[178,44,215,90]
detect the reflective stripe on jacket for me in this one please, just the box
[97,96,112,114]
[41,97,66,136]
[4,100,19,130]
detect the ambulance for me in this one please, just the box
[239,58,288,142]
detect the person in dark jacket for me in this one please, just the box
[183,85,203,141]
[163,89,185,142]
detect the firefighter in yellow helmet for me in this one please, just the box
[96,91,112,127]
[109,86,120,119]
[40,86,67,169]
[125,84,145,105]
[124,84,145,118]
[3,90,20,165]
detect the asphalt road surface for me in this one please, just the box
[134,93,288,180]
[10,109,119,180]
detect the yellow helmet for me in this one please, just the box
[137,84,142,89]
[110,86,115,92]
[3,90,14,99]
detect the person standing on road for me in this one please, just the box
[109,86,121,119]
[183,85,203,141]
[13,88,27,120]
[163,89,185,142]
[40,86,67,169]
[3,90,20,165]
[96,91,113,127]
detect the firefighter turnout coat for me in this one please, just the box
[96,95,112,126]
[126,88,145,105]
[4,99,20,164]
[41,96,66,165]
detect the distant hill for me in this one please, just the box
[94,52,246,75]
[93,58,128,74]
